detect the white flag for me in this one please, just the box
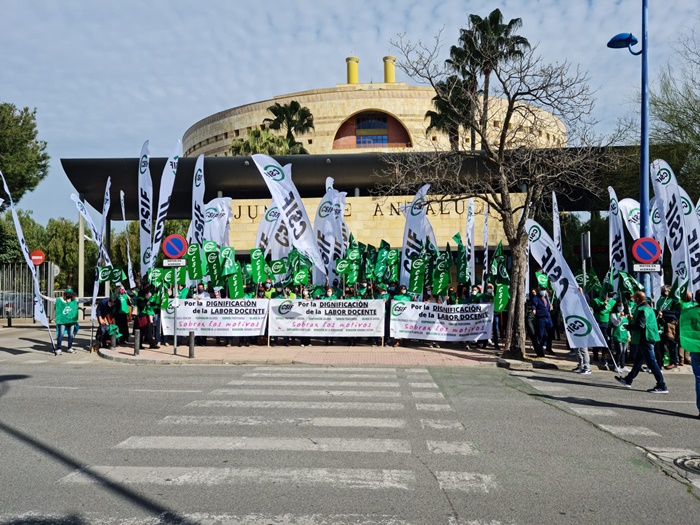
[679,186,700,291]
[650,159,691,290]
[313,180,345,282]
[0,170,48,328]
[482,203,489,285]
[608,187,629,290]
[119,191,136,289]
[91,178,112,322]
[70,194,111,265]
[618,198,641,240]
[151,140,181,264]
[399,184,434,286]
[137,141,153,277]
[649,197,665,298]
[251,154,325,274]
[198,197,233,247]
[552,191,562,253]
[189,154,206,248]
[466,198,475,286]
[527,218,607,349]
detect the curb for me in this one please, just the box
[496,358,533,371]
[96,348,294,365]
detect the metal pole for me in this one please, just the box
[134,329,141,356]
[173,300,178,355]
[78,194,85,299]
[639,0,651,297]
[189,331,195,358]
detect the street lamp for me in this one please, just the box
[607,0,651,297]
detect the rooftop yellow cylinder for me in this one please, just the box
[346,56,359,84]
[383,56,396,83]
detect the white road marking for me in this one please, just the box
[569,407,618,416]
[227,380,401,388]
[20,385,79,390]
[253,367,397,372]
[244,373,398,379]
[405,368,429,374]
[60,466,416,490]
[415,404,453,412]
[160,415,407,428]
[133,389,203,393]
[21,360,48,364]
[188,400,405,411]
[598,425,661,436]
[116,436,411,453]
[0,513,415,525]
[643,400,696,404]
[427,441,477,455]
[435,472,497,492]
[411,392,444,399]
[409,383,438,389]
[62,360,93,365]
[209,389,402,398]
[420,419,464,430]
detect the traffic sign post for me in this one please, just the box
[30,250,45,265]
[162,234,188,259]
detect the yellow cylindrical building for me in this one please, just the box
[383,56,396,83]
[346,56,359,84]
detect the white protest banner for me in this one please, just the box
[119,190,136,289]
[552,191,562,252]
[466,198,475,286]
[151,141,181,262]
[161,299,268,337]
[0,170,49,329]
[526,218,607,349]
[679,186,700,292]
[268,299,385,337]
[137,140,153,277]
[651,159,691,289]
[608,187,629,282]
[389,301,493,342]
[619,198,641,240]
[252,154,325,275]
[399,184,435,286]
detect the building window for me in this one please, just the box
[356,135,388,147]
[355,113,388,147]
[308,139,313,144]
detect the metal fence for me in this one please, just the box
[0,262,52,320]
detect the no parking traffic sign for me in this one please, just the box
[162,234,188,259]
[631,237,661,264]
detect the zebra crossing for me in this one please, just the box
[55,366,501,524]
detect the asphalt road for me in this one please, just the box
[1,334,699,524]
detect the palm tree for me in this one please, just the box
[445,44,479,151]
[462,9,530,150]
[425,76,472,152]
[263,100,315,145]
[230,128,307,156]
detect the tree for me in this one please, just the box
[263,100,315,146]
[0,209,46,264]
[425,76,473,152]
[649,22,700,192]
[382,20,621,359]
[0,103,50,206]
[230,128,307,156]
[458,9,530,151]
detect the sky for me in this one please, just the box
[1,0,698,225]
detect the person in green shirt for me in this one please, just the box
[41,288,88,355]
[610,303,630,372]
[134,285,157,349]
[468,285,482,304]
[679,289,700,418]
[615,291,668,394]
[592,293,616,366]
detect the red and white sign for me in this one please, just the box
[30,250,45,265]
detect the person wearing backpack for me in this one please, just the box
[614,291,668,394]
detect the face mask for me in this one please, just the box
[119,290,126,295]
[539,291,546,297]
[389,287,395,292]
[399,289,406,294]
[257,292,264,297]
[616,307,624,312]
[302,291,309,297]
[362,283,367,288]
[265,284,271,289]
[276,287,282,293]
[472,290,479,295]
[326,291,333,297]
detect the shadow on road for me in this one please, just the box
[0,374,192,524]
[533,393,698,420]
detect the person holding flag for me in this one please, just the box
[679,289,700,419]
[40,289,90,355]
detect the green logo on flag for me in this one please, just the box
[528,225,542,243]
[264,207,280,223]
[194,168,203,187]
[270,260,286,274]
[264,164,285,182]
[139,154,148,175]
[565,315,592,337]
[391,302,407,316]
[278,300,294,315]
[318,201,334,218]
[655,167,672,186]
[410,197,425,216]
[609,198,619,216]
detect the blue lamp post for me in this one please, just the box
[607,0,651,297]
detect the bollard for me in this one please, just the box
[6,308,12,328]
[189,331,195,359]
[134,329,141,356]
[111,332,117,349]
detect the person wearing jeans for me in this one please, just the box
[679,290,700,418]
[615,292,668,394]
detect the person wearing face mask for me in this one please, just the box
[532,287,554,355]
[469,285,482,304]
[358,280,370,298]
[112,284,132,346]
[134,284,157,349]
[296,287,312,347]
[615,291,668,394]
[270,284,289,347]
[323,286,336,346]
[610,303,630,373]
[262,281,274,299]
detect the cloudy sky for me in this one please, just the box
[2,0,698,224]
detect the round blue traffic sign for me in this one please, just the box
[631,237,661,264]
[162,234,188,259]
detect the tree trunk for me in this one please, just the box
[503,233,528,360]
[480,70,491,151]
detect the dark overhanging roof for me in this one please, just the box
[61,153,395,220]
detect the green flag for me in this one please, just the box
[408,257,426,295]
[346,263,359,285]
[535,271,549,289]
[388,249,400,282]
[336,258,351,275]
[250,248,267,283]
[174,265,187,286]
[364,244,377,280]
[618,270,644,296]
[220,247,236,277]
[227,265,245,299]
[293,268,309,285]
[601,266,616,297]
[205,249,224,287]
[110,267,125,283]
[186,244,203,281]
[270,259,287,275]
[494,283,510,313]
[163,268,174,289]
[98,267,112,283]
[432,258,450,295]
[452,233,469,283]
[150,267,164,287]
[348,233,358,250]
[374,240,390,282]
